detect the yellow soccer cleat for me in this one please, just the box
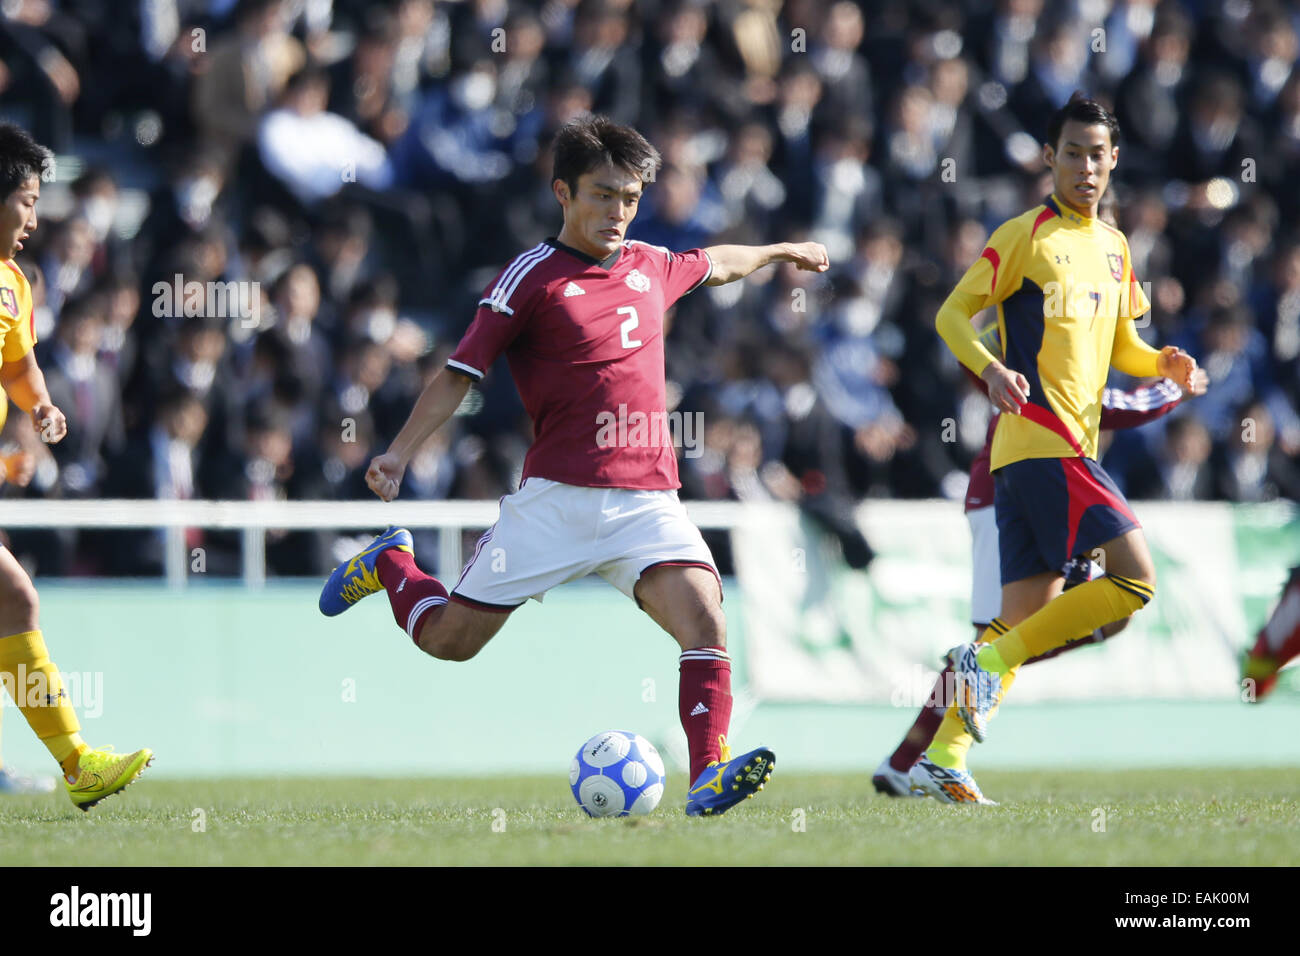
[65,746,153,811]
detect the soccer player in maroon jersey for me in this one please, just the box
[1242,566,1300,702]
[320,115,829,815]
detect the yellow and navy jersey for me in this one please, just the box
[0,258,36,368]
[951,194,1151,470]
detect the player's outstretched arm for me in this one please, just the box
[702,241,828,285]
[367,368,472,502]
[0,350,66,444]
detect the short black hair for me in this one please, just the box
[552,115,661,195]
[1046,92,1120,152]
[0,123,50,201]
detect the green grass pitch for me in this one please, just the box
[2,768,1298,865]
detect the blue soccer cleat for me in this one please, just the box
[908,755,997,805]
[950,642,1004,743]
[685,736,774,816]
[319,527,413,617]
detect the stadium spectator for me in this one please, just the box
[1126,414,1216,502]
[1214,401,1300,503]
[191,0,305,169]
[0,0,1291,578]
[257,66,394,206]
[39,294,124,498]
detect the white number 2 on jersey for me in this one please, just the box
[618,306,642,349]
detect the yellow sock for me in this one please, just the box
[927,619,1014,769]
[0,630,87,776]
[928,662,1020,769]
[927,706,975,769]
[983,574,1152,670]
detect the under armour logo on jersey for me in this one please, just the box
[563,281,585,297]
[690,702,709,716]
[624,269,651,293]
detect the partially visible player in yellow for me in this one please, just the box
[920,93,1202,802]
[0,123,151,809]
[0,360,55,794]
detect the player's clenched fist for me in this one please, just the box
[1157,346,1201,393]
[784,242,830,273]
[31,403,66,444]
[366,453,406,502]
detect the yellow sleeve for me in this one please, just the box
[0,320,34,364]
[0,272,34,364]
[936,290,999,375]
[1111,318,1161,377]
[1111,236,1157,377]
[936,219,1027,375]
[1119,235,1151,322]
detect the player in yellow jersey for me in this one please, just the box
[921,93,1202,802]
[0,123,152,809]
[0,361,51,793]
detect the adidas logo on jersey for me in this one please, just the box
[563,282,585,297]
[690,702,709,716]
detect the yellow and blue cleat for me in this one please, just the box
[950,642,1003,743]
[685,736,774,816]
[65,746,153,811]
[319,526,413,616]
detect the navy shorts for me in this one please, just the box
[993,457,1140,586]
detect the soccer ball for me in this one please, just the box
[569,730,666,817]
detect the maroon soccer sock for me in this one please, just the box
[1263,569,1300,665]
[1023,626,1107,665]
[376,548,448,644]
[679,646,733,784]
[888,666,951,772]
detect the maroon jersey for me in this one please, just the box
[964,378,1185,512]
[448,238,713,489]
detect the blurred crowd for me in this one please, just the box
[0,0,1296,577]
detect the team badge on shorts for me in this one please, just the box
[1107,253,1123,282]
[0,288,16,316]
[625,269,651,293]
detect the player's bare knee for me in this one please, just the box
[677,601,725,650]
[417,621,483,662]
[0,577,39,633]
[1101,616,1132,638]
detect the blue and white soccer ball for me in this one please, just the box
[569,730,666,817]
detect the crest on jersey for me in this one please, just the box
[1107,253,1123,282]
[0,288,15,316]
[624,269,651,293]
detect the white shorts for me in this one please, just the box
[452,477,720,610]
[968,505,1000,627]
